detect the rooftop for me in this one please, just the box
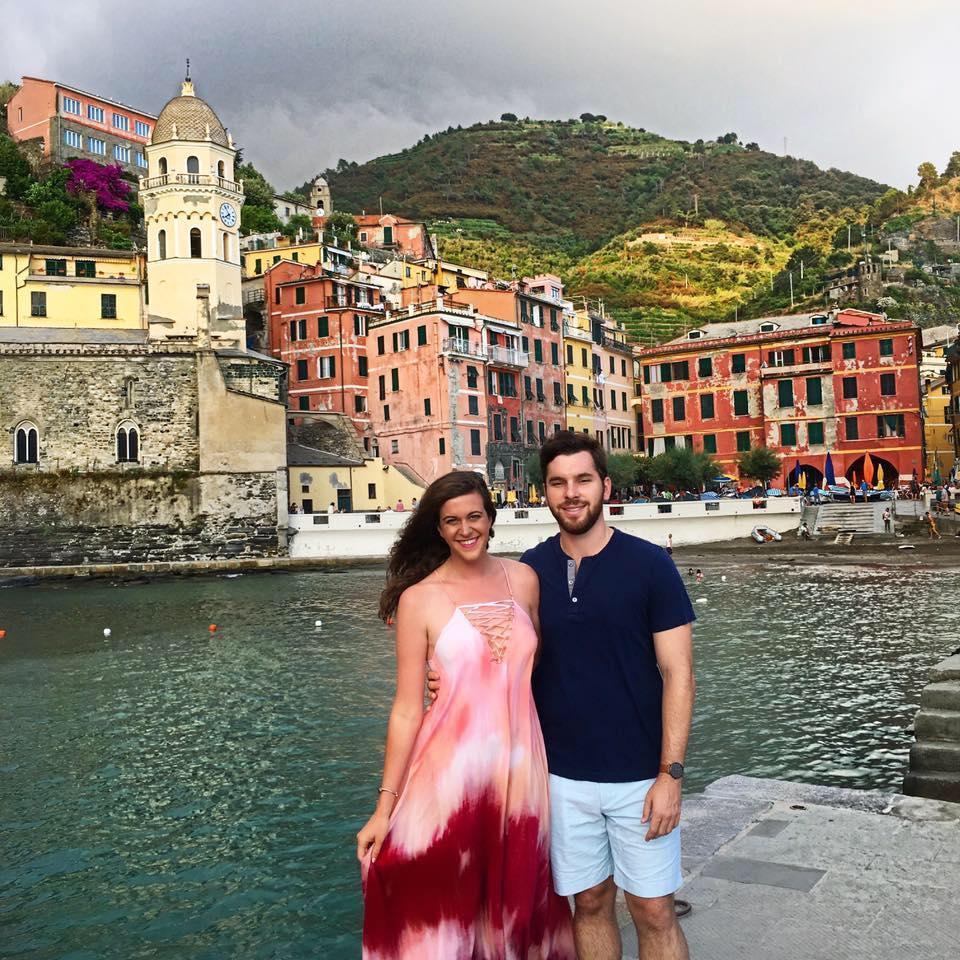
[287,443,363,468]
[20,75,157,119]
[0,242,137,259]
[0,327,146,345]
[152,79,229,147]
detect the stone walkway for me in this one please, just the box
[617,776,960,960]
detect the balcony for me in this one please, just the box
[140,173,244,193]
[487,344,528,369]
[441,337,487,361]
[326,296,380,311]
[563,321,593,343]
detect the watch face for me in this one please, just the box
[669,762,684,779]
[219,202,237,227]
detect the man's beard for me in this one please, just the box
[549,497,604,535]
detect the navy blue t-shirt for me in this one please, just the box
[521,528,695,782]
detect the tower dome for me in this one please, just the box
[152,79,230,147]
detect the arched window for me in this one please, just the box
[217,160,225,178]
[116,421,140,463]
[190,227,202,258]
[14,421,39,464]
[186,155,199,183]
[158,156,167,175]
[158,228,167,260]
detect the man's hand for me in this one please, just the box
[642,775,682,841]
[425,669,440,702]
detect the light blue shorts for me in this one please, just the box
[548,774,682,899]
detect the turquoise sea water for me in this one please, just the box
[1,559,957,958]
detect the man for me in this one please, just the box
[432,434,696,959]
[882,506,892,533]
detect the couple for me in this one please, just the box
[357,432,696,960]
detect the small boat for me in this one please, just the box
[751,525,783,543]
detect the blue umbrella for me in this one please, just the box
[824,451,836,486]
[793,458,801,486]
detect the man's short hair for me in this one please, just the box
[540,431,608,480]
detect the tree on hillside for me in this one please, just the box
[0,133,34,198]
[281,213,315,241]
[717,132,739,144]
[736,447,781,486]
[916,161,939,192]
[322,210,359,246]
[943,151,960,180]
[500,112,518,122]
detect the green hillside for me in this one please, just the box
[315,118,888,338]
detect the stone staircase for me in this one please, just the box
[813,502,884,536]
[903,654,960,803]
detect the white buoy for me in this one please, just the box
[103,628,112,637]
[696,598,708,604]
[315,619,323,628]
[721,575,727,582]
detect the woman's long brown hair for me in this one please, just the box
[378,470,497,623]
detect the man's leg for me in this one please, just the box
[572,876,620,960]
[625,891,689,960]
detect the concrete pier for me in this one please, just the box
[904,653,960,803]
[618,776,959,960]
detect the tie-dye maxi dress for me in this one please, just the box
[361,569,575,960]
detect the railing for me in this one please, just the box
[140,174,244,193]
[325,296,379,310]
[487,344,528,368]
[243,288,265,304]
[563,321,593,342]
[441,337,487,360]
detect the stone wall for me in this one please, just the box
[0,470,281,566]
[0,347,199,471]
[903,653,960,804]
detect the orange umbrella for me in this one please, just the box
[863,453,875,486]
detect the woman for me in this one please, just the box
[357,471,574,960]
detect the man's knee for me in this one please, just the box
[573,876,617,917]
[625,892,677,933]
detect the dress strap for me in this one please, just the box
[497,558,514,600]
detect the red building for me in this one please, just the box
[263,261,383,449]
[636,309,924,486]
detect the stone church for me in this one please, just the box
[0,77,289,567]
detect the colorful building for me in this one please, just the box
[7,76,156,177]
[0,243,144,331]
[366,297,491,485]
[263,261,383,448]
[350,215,435,261]
[922,375,953,479]
[635,309,924,486]
[592,309,637,452]
[945,339,960,461]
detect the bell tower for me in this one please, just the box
[140,72,245,346]
[310,176,333,218]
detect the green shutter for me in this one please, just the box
[806,377,822,405]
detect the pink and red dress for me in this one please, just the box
[361,564,574,959]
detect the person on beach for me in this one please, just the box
[429,434,696,960]
[882,507,892,533]
[356,470,575,960]
[695,569,704,584]
[666,532,673,556]
[924,511,942,540]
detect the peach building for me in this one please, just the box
[367,297,490,485]
[352,214,435,260]
[7,76,156,177]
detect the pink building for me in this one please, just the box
[7,76,156,176]
[367,298,490,484]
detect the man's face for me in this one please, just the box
[544,451,611,535]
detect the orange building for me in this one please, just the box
[263,261,383,449]
[7,76,156,176]
[353,214,435,260]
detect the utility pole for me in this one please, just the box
[800,259,804,281]
[693,193,699,217]
[847,224,851,251]
[783,136,788,156]
[789,271,794,309]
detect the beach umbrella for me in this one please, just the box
[933,457,942,485]
[798,470,807,490]
[824,451,836,486]
[793,458,801,486]
[876,464,885,490]
[863,453,875,486]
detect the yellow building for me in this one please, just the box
[922,375,953,478]
[0,243,144,330]
[242,238,325,278]
[288,444,424,513]
[563,309,597,435]
[593,310,638,452]
[403,257,488,291]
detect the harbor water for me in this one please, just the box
[2,557,958,958]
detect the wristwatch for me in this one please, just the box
[660,762,684,780]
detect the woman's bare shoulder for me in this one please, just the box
[501,558,539,592]
[397,577,445,611]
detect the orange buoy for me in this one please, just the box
[208,624,218,633]
[0,629,6,639]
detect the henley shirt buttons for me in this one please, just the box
[572,597,578,603]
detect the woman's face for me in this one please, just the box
[437,491,492,563]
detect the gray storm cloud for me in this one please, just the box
[2,0,954,191]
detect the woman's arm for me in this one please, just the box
[356,588,429,862]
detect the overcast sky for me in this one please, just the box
[2,0,955,193]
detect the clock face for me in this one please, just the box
[219,202,237,227]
